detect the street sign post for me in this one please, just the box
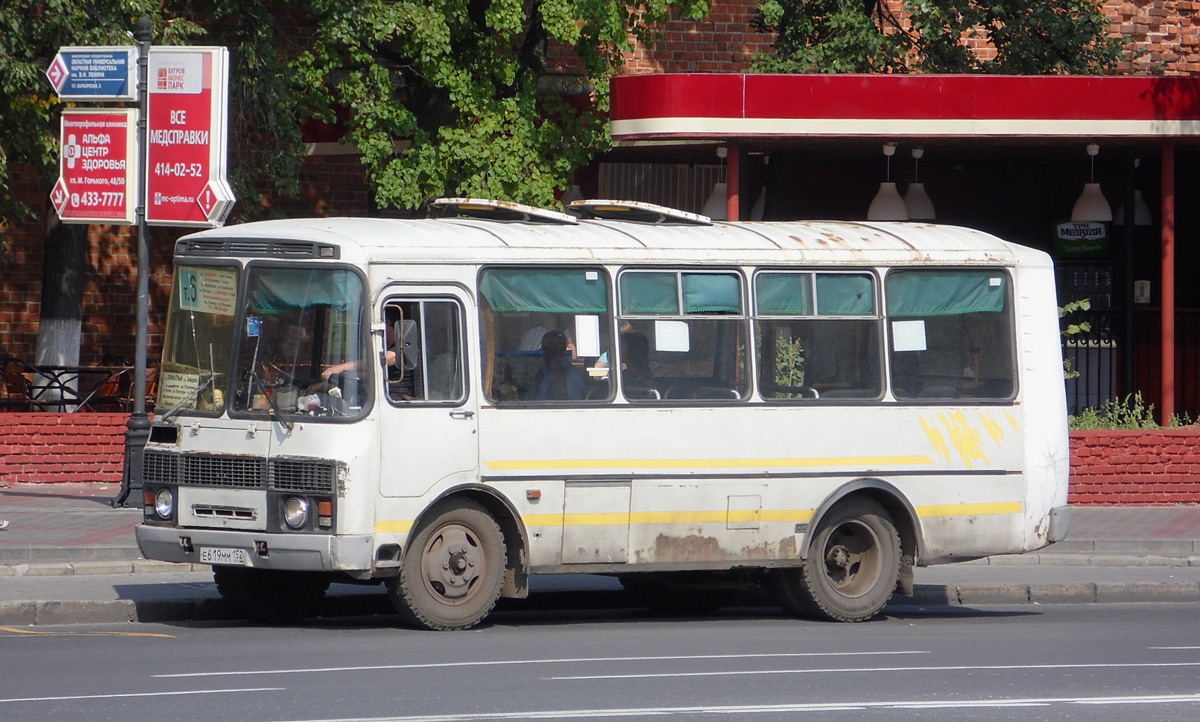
[144,46,234,227]
[46,47,138,102]
[52,109,138,225]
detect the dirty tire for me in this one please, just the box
[777,498,900,622]
[213,567,330,622]
[388,499,506,631]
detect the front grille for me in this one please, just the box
[143,450,338,495]
[270,459,338,494]
[143,451,178,485]
[181,455,266,489]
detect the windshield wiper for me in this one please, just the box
[262,383,294,432]
[160,375,214,423]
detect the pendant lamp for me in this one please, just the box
[1114,159,1152,227]
[903,148,935,220]
[868,142,908,221]
[1114,190,1153,226]
[702,147,728,220]
[1070,144,1112,222]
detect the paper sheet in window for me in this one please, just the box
[654,320,690,352]
[892,320,927,352]
[574,315,601,358]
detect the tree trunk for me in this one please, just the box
[35,221,86,368]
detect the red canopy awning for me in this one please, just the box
[610,74,1200,142]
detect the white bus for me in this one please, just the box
[136,199,1070,629]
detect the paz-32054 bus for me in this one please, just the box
[135,199,1070,630]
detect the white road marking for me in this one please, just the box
[549,660,1200,680]
[153,651,929,679]
[0,687,285,704]
[248,693,1200,722]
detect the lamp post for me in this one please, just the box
[114,17,153,508]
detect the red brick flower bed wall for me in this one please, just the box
[1070,429,1200,505]
[4,416,1199,506]
[0,414,128,484]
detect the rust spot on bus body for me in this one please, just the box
[648,533,801,563]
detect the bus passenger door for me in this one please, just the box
[378,292,478,498]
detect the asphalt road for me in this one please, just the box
[4,601,1200,722]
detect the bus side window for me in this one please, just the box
[885,270,1015,401]
[478,267,612,405]
[618,270,749,402]
[384,299,464,403]
[755,272,882,401]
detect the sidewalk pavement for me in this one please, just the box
[2,483,1200,626]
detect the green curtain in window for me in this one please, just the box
[620,272,678,314]
[756,273,813,315]
[816,274,875,316]
[479,268,607,313]
[247,268,362,313]
[886,271,1006,317]
[683,273,741,314]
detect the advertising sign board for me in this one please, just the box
[51,109,138,225]
[1054,221,1110,259]
[46,47,138,102]
[145,47,235,227]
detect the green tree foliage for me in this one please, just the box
[294,0,709,210]
[752,0,1127,74]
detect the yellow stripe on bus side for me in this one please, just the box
[526,509,815,528]
[374,520,413,534]
[485,455,934,471]
[378,504,1017,535]
[915,501,1023,518]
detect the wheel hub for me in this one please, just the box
[423,525,483,602]
[826,544,851,571]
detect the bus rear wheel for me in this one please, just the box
[388,500,506,631]
[777,498,900,622]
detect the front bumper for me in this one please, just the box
[136,525,373,572]
[1047,505,1071,543]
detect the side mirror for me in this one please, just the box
[399,319,419,371]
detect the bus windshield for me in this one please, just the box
[159,264,370,419]
[160,265,240,415]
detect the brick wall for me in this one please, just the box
[5,416,1198,509]
[0,413,128,484]
[1070,429,1200,505]
[623,0,774,73]
[626,0,1200,76]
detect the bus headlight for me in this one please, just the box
[154,489,174,519]
[284,497,309,529]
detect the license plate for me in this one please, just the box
[200,546,249,566]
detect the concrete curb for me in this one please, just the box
[3,583,1200,627]
[0,560,199,577]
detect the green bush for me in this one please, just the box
[1069,392,1196,430]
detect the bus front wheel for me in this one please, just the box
[777,498,900,622]
[388,500,506,631]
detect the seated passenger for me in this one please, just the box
[619,331,654,388]
[532,330,585,400]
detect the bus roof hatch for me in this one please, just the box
[430,198,578,225]
[568,200,712,226]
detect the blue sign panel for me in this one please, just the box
[47,47,137,101]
